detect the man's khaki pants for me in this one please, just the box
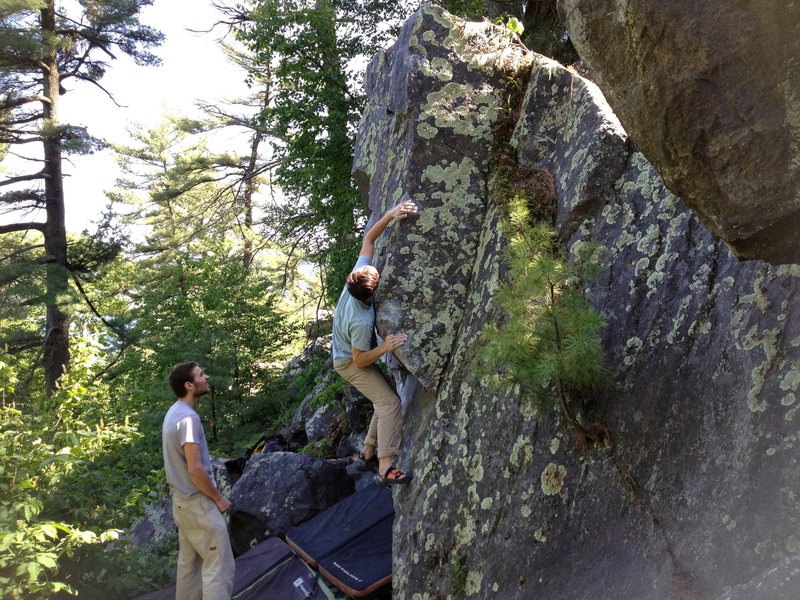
[335,360,402,458]
[172,494,235,600]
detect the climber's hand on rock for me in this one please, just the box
[383,333,408,352]
[388,200,417,220]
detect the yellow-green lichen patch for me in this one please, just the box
[510,435,533,468]
[422,483,440,515]
[420,82,501,141]
[549,437,560,454]
[417,122,439,139]
[520,504,532,518]
[645,271,665,298]
[468,454,484,483]
[634,257,650,277]
[666,296,692,345]
[534,529,547,543]
[776,264,800,278]
[420,56,453,81]
[782,393,796,406]
[780,362,800,391]
[623,337,643,367]
[540,463,567,496]
[480,497,492,510]
[439,470,453,486]
[602,202,621,225]
[421,29,437,43]
[687,320,711,336]
[421,156,479,197]
[786,535,800,554]
[465,570,483,596]
[753,540,771,555]
[454,511,478,546]
[636,224,660,254]
[739,277,770,313]
[741,326,780,413]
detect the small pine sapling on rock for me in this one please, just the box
[478,186,611,450]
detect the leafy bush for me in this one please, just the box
[0,346,152,599]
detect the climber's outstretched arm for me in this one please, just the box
[359,200,417,258]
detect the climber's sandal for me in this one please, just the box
[354,454,379,474]
[378,466,412,486]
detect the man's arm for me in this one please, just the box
[352,333,407,368]
[359,200,417,258]
[184,442,232,512]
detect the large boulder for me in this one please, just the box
[353,6,800,600]
[228,452,353,555]
[559,0,800,263]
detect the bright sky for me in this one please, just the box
[59,0,251,232]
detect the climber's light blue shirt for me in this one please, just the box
[332,256,375,366]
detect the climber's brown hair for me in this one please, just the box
[346,266,379,303]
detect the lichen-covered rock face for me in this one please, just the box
[352,4,531,392]
[559,0,800,264]
[354,7,800,600]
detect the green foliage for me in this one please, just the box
[0,0,163,392]
[439,0,487,20]
[300,438,336,459]
[478,188,609,427]
[506,15,524,36]
[0,347,148,599]
[448,552,468,597]
[235,0,409,305]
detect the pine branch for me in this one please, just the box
[69,73,125,107]
[0,222,47,234]
[0,95,50,109]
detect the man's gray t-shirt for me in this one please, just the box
[162,400,216,501]
[332,255,375,366]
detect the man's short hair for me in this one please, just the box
[169,361,199,398]
[346,267,378,303]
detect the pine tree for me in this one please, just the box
[229,0,407,304]
[0,0,162,392]
[479,191,610,441]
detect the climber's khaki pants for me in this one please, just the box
[173,494,235,600]
[335,360,402,459]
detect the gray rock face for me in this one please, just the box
[228,452,353,555]
[717,555,800,600]
[559,0,800,264]
[353,6,800,600]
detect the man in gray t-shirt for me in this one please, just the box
[162,362,234,600]
[332,199,417,485]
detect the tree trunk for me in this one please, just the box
[241,86,268,271]
[41,1,70,393]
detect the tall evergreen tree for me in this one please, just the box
[228,0,407,304]
[0,0,162,392]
